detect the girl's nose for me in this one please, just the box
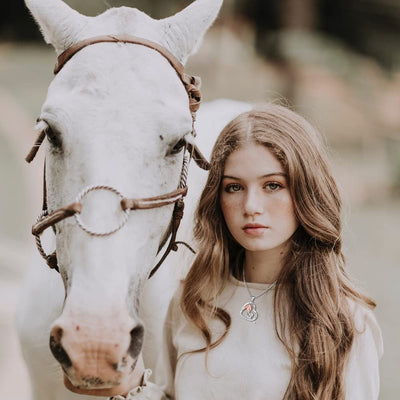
[243,189,264,216]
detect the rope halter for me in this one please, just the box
[26,35,210,278]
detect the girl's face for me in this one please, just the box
[220,143,298,257]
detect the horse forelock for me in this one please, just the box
[80,7,161,43]
[97,6,153,26]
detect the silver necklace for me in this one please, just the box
[240,268,276,322]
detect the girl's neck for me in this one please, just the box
[244,244,288,284]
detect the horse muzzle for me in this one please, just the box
[49,314,144,390]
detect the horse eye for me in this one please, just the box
[44,124,62,148]
[170,138,186,155]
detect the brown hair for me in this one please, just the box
[181,103,375,399]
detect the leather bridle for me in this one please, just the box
[26,35,210,278]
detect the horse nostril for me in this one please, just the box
[128,324,144,359]
[49,326,72,369]
[52,326,63,343]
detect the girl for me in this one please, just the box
[114,103,383,400]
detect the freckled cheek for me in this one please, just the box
[269,196,298,227]
[220,197,241,225]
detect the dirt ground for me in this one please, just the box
[0,38,399,400]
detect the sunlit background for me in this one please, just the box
[0,0,399,399]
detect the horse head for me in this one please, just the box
[25,0,222,393]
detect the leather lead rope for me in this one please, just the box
[148,151,190,278]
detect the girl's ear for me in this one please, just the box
[160,0,223,65]
[25,0,88,52]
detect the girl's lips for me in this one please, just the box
[243,224,268,235]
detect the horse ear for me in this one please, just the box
[161,0,223,65]
[25,0,87,52]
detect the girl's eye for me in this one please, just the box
[225,183,243,193]
[265,182,282,191]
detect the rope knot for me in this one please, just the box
[183,73,201,114]
[46,252,59,271]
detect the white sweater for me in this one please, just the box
[131,276,383,400]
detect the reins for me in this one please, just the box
[26,35,210,278]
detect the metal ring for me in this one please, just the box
[74,185,130,236]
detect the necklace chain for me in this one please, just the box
[240,267,276,322]
[242,268,276,300]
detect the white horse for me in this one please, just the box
[17,0,251,399]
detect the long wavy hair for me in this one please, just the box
[181,103,375,399]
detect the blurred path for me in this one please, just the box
[0,248,31,400]
[0,85,35,400]
[0,44,50,400]
[344,201,400,400]
[0,85,44,210]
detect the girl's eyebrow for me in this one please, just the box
[222,172,287,180]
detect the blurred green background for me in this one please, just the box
[0,0,399,399]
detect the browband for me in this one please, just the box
[55,34,201,115]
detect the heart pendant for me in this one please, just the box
[240,300,258,322]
